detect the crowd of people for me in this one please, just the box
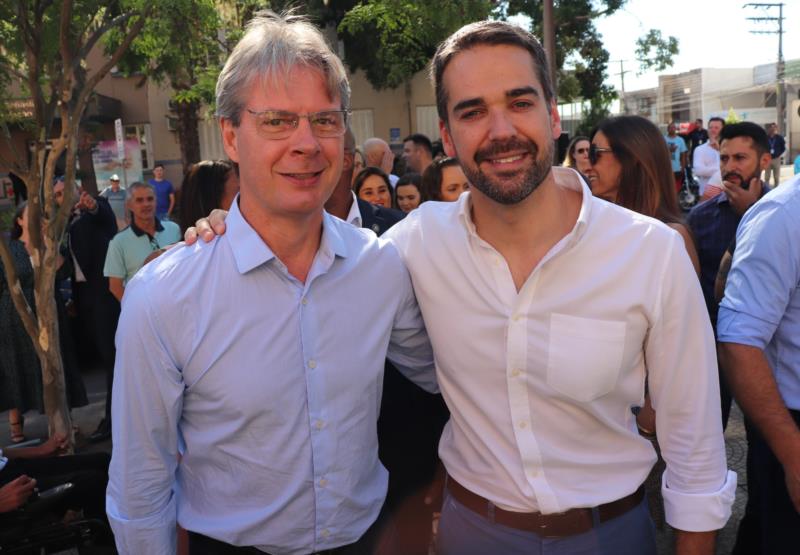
[1,9,799,555]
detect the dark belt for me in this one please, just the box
[446,474,644,538]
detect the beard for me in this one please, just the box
[723,168,759,189]
[458,136,553,205]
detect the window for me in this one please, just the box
[416,106,440,141]
[350,109,374,148]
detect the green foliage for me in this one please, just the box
[725,107,741,124]
[635,29,679,74]
[338,0,492,90]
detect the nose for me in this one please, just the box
[290,117,322,156]
[486,109,518,142]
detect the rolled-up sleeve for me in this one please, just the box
[106,275,185,554]
[646,232,736,531]
[718,202,795,348]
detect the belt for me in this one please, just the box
[445,474,644,538]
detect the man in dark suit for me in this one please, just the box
[325,132,448,554]
[54,178,120,442]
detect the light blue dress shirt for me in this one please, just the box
[106,199,436,555]
[718,174,800,410]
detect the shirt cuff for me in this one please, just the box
[106,491,177,555]
[662,470,737,532]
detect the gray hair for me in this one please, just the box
[216,10,350,126]
[128,181,154,194]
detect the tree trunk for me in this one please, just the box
[77,130,98,195]
[176,99,201,174]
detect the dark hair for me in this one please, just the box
[591,115,682,225]
[11,201,27,240]
[353,166,394,205]
[396,172,422,190]
[402,133,433,156]
[563,135,590,169]
[420,157,461,202]
[178,160,235,233]
[154,163,164,170]
[431,20,555,123]
[719,122,770,157]
[708,117,725,127]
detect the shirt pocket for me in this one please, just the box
[546,313,627,403]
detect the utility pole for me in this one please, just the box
[612,60,632,114]
[543,0,557,94]
[744,3,785,135]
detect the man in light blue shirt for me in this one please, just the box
[105,11,436,555]
[718,171,800,554]
[103,181,181,302]
[665,121,688,186]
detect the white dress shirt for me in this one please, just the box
[384,170,736,532]
[693,142,720,196]
[107,199,436,554]
[344,191,363,227]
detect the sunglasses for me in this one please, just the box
[575,147,589,155]
[589,144,614,165]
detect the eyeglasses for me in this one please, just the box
[589,144,614,165]
[575,147,589,155]
[246,109,350,139]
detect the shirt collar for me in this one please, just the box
[130,217,164,237]
[456,167,592,247]
[227,196,349,275]
[346,192,363,227]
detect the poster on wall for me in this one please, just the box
[92,138,143,188]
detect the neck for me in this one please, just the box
[240,198,324,283]
[134,216,156,233]
[470,166,582,291]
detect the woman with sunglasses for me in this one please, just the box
[588,115,699,274]
[562,135,592,177]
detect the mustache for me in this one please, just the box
[474,138,537,164]
[723,171,745,183]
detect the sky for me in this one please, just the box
[594,0,800,93]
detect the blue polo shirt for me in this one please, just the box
[104,218,181,284]
[718,175,800,409]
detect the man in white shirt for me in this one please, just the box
[191,20,736,555]
[693,117,725,199]
[386,20,735,555]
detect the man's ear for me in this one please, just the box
[759,151,772,172]
[440,119,457,158]
[549,100,562,140]
[221,117,240,163]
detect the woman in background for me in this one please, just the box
[353,167,394,209]
[395,173,422,213]
[562,135,592,178]
[420,157,469,202]
[178,160,239,234]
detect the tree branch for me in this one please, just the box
[76,6,150,111]
[0,237,39,343]
[77,11,136,68]
[59,0,74,77]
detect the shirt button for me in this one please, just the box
[529,469,540,478]
[321,529,330,538]
[301,297,308,306]
[512,314,522,322]
[308,359,317,369]
[319,478,328,487]
[511,368,521,378]
[519,421,527,429]
[315,420,325,430]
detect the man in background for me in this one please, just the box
[147,163,175,220]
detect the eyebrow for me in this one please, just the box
[452,86,541,114]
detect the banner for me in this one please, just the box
[92,139,143,188]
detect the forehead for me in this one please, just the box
[442,44,542,109]
[363,174,387,187]
[246,65,339,109]
[720,136,757,155]
[131,187,154,197]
